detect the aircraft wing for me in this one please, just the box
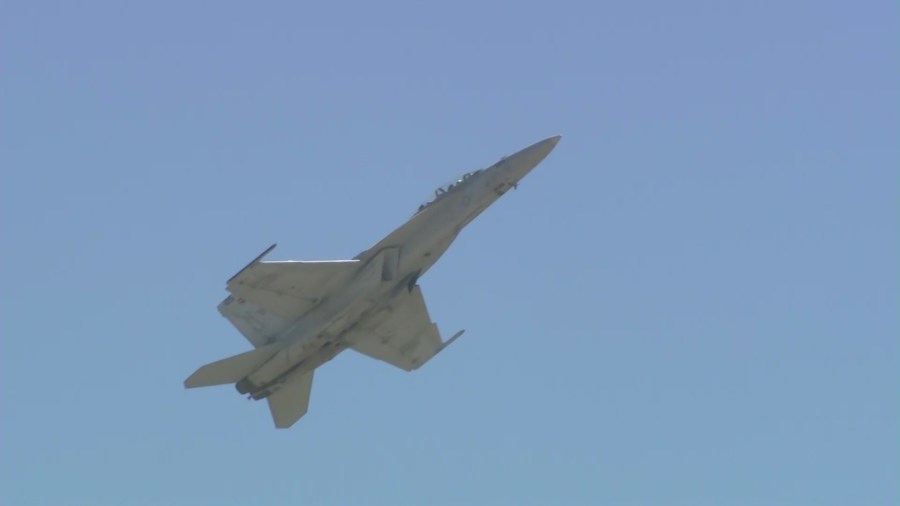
[218,296,291,348]
[224,245,361,323]
[348,285,462,371]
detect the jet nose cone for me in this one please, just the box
[526,134,561,158]
[516,135,562,166]
[499,135,562,183]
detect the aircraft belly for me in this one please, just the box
[243,279,401,390]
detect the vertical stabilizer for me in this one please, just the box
[267,371,315,428]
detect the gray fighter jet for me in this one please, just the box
[185,135,561,428]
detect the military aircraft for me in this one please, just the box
[184,135,561,428]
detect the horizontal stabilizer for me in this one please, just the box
[184,343,279,388]
[267,371,314,428]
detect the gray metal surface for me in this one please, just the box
[185,135,561,428]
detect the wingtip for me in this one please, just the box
[227,243,279,283]
[440,329,465,350]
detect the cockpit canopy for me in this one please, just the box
[414,169,482,215]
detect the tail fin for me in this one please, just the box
[184,343,279,388]
[267,371,314,428]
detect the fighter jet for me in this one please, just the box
[184,135,561,428]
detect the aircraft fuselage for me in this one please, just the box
[186,136,561,427]
[234,136,561,398]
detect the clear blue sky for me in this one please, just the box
[2,1,896,505]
